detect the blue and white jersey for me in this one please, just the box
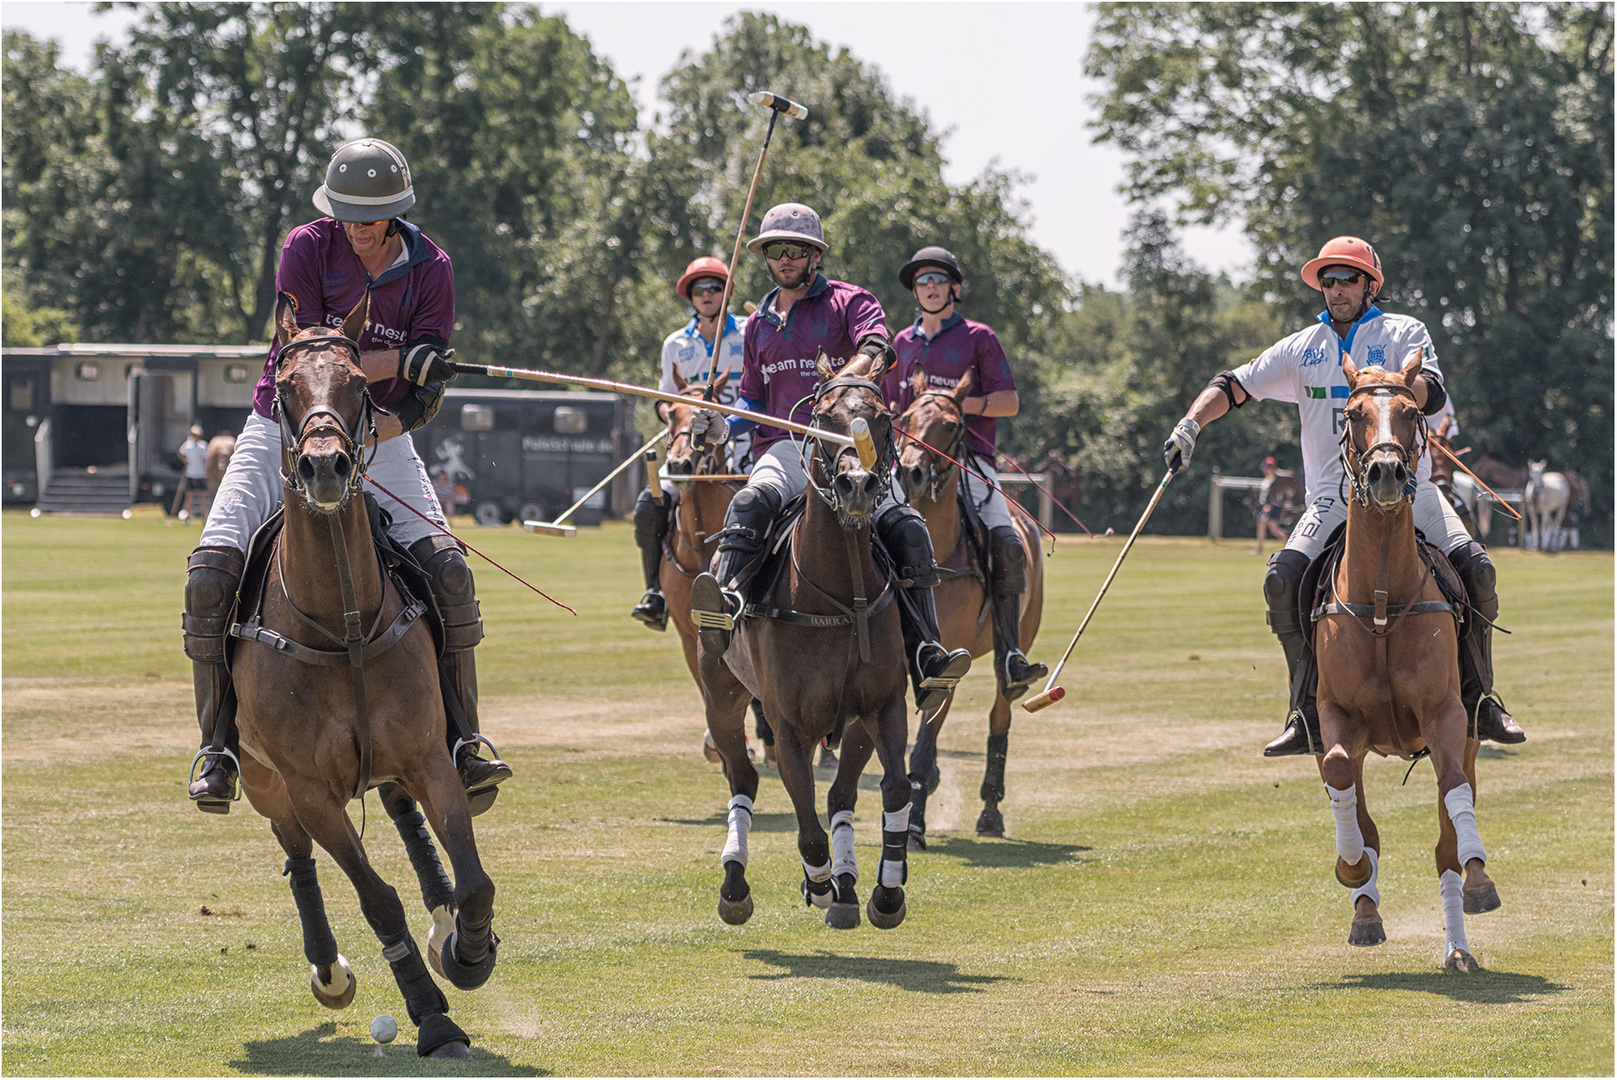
[1231,307,1442,502]
[659,313,746,404]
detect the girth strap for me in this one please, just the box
[230,597,426,667]
[1312,598,1458,621]
[744,586,894,630]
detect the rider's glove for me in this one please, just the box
[1163,417,1201,471]
[691,409,730,447]
[399,343,456,387]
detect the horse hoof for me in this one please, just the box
[426,905,455,978]
[867,886,906,930]
[1335,856,1372,889]
[309,954,355,1009]
[439,929,497,991]
[1463,882,1501,914]
[1445,948,1481,972]
[826,902,861,930]
[718,892,753,925]
[907,827,927,853]
[1348,915,1386,947]
[976,806,1005,837]
[925,764,941,796]
[417,1012,471,1058]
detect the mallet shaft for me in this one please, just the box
[549,427,669,528]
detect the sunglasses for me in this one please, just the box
[689,280,725,297]
[1320,269,1363,286]
[762,241,816,261]
[913,270,952,287]
[345,219,385,228]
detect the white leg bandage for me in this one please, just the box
[879,801,912,888]
[1440,868,1469,956]
[883,805,912,834]
[721,794,753,867]
[1350,847,1380,909]
[802,858,831,883]
[1443,783,1487,867]
[830,810,857,881]
[1326,783,1365,866]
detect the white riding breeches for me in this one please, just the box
[962,461,1015,531]
[200,411,447,554]
[1285,479,1472,562]
[747,439,901,516]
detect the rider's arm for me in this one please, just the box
[964,389,1020,418]
[1185,372,1250,428]
[724,398,765,436]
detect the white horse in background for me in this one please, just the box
[1524,461,1571,552]
[1451,472,1488,541]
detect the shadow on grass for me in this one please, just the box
[232,1023,546,1076]
[924,834,1090,869]
[1319,969,1569,1004]
[741,949,1007,994]
[1476,745,1520,761]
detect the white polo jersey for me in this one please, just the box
[1231,306,1442,502]
[659,313,746,403]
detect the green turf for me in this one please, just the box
[3,507,1611,1075]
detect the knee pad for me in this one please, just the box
[989,526,1026,596]
[1448,541,1496,605]
[877,504,938,586]
[1263,549,1309,636]
[633,486,671,547]
[717,485,781,554]
[184,546,245,663]
[409,536,482,651]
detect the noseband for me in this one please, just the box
[274,334,379,505]
[803,376,894,516]
[1338,382,1425,508]
[898,390,967,502]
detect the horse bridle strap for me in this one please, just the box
[805,378,894,513]
[1339,383,1425,508]
[275,334,379,501]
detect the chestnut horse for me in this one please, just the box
[1313,358,1500,971]
[230,296,497,1056]
[698,353,913,930]
[894,368,1044,847]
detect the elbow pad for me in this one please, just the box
[1418,372,1447,416]
[855,334,896,371]
[1208,371,1246,410]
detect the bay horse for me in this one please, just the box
[697,353,913,930]
[893,368,1044,847]
[229,295,497,1056]
[1313,358,1500,970]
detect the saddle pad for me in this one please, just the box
[1300,523,1467,655]
[743,492,902,611]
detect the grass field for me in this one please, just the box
[2,507,1611,1076]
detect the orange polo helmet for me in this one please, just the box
[676,256,729,302]
[1300,236,1384,292]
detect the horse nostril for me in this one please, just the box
[334,455,351,479]
[298,458,316,483]
[861,472,881,498]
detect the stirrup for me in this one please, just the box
[916,644,971,691]
[188,746,243,813]
[631,588,668,632]
[453,734,508,780]
[1263,708,1320,758]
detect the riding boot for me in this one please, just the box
[877,504,973,715]
[630,485,672,631]
[184,545,246,812]
[691,485,780,656]
[409,536,512,815]
[988,525,1047,702]
[1261,549,1322,757]
[1448,542,1526,744]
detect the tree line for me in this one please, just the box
[4,3,1610,541]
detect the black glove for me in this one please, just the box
[399,344,456,387]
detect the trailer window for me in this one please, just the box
[224,364,251,383]
[460,404,495,431]
[553,406,587,435]
[9,379,33,411]
[75,362,101,381]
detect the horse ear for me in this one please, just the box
[672,368,688,393]
[339,292,370,344]
[815,350,836,383]
[711,370,729,395]
[1341,353,1361,386]
[1399,348,1423,385]
[952,368,975,404]
[275,291,300,345]
[910,365,928,397]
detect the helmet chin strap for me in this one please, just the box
[916,283,959,317]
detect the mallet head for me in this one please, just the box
[1020,685,1065,713]
[523,520,577,538]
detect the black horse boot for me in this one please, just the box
[877,504,972,715]
[691,485,779,656]
[410,536,512,814]
[184,545,246,812]
[1448,541,1526,744]
[1261,549,1322,756]
[988,525,1047,702]
[631,485,672,631]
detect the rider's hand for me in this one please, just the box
[691,409,730,447]
[399,344,456,387]
[1163,417,1200,471]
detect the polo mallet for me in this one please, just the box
[523,427,670,537]
[1431,439,1523,521]
[701,90,810,396]
[1022,465,1180,713]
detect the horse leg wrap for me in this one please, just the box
[721,794,753,868]
[830,810,857,882]
[1440,868,1469,957]
[879,804,911,888]
[380,932,447,1026]
[1350,848,1380,910]
[981,734,1009,805]
[801,858,833,909]
[393,810,455,913]
[1325,784,1365,866]
[284,858,340,967]
[1443,783,1487,867]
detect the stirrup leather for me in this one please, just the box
[188,746,243,803]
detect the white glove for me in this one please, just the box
[1163,417,1200,471]
[691,409,730,447]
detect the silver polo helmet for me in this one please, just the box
[312,138,416,222]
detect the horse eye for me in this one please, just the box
[942,420,959,431]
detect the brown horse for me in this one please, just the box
[1312,358,1499,970]
[697,353,913,930]
[1425,417,1476,536]
[229,296,496,1055]
[894,369,1044,847]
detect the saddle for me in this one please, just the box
[739,492,898,634]
[1298,523,1466,652]
[227,494,444,669]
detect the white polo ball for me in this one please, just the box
[370,1014,398,1044]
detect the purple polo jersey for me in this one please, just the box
[885,314,1017,459]
[739,274,889,452]
[253,217,455,418]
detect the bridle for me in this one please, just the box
[1338,382,1425,510]
[801,376,895,518]
[897,390,967,502]
[273,334,379,507]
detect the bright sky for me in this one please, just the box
[3,1,1252,290]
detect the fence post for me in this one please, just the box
[1208,467,1223,542]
